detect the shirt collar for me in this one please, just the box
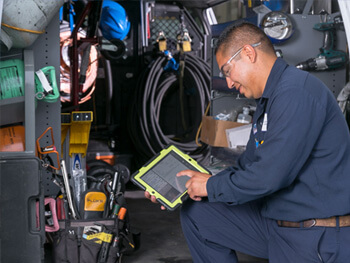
[261,58,288,99]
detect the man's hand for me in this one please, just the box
[144,191,166,210]
[177,170,211,201]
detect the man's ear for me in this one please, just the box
[243,45,257,63]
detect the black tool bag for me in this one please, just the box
[50,160,140,263]
[51,216,139,263]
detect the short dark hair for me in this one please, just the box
[215,21,275,57]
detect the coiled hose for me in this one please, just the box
[128,53,211,163]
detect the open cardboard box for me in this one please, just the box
[201,116,246,147]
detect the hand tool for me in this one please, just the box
[96,224,113,263]
[296,14,347,71]
[61,159,78,219]
[35,66,59,102]
[109,171,119,211]
[36,127,60,171]
[111,204,121,219]
[118,207,127,221]
[36,197,59,232]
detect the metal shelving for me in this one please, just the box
[0,11,61,263]
[0,50,36,156]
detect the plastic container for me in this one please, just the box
[214,113,231,121]
[237,107,252,124]
[214,109,238,122]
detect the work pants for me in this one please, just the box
[180,199,350,263]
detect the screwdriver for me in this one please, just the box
[111,204,121,218]
[118,207,127,220]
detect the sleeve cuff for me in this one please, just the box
[207,173,224,202]
[206,169,239,204]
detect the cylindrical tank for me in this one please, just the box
[1,0,65,50]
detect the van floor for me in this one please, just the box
[122,190,269,263]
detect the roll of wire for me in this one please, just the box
[128,52,211,162]
[59,22,98,104]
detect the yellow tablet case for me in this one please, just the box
[131,145,210,210]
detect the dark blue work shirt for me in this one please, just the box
[207,58,350,221]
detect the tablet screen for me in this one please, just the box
[140,151,199,203]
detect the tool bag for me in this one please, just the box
[49,161,140,263]
[51,216,139,263]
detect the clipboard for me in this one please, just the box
[131,145,210,211]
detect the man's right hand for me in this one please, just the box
[144,191,166,210]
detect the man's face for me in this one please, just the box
[216,47,259,99]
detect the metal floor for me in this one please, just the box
[122,190,269,263]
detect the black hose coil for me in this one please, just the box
[128,53,211,163]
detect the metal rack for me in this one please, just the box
[0,48,45,262]
[0,12,61,263]
[32,13,62,197]
[0,50,36,155]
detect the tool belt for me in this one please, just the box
[277,215,350,228]
[50,218,140,263]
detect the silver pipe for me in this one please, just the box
[290,0,294,14]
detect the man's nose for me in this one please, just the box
[226,77,235,89]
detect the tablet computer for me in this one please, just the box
[131,145,210,211]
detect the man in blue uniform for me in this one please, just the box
[146,22,350,262]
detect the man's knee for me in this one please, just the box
[180,199,209,238]
[180,199,212,226]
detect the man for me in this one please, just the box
[146,22,350,262]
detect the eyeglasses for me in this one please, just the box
[219,42,261,78]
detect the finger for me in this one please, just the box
[177,169,195,177]
[185,179,192,189]
[150,195,158,203]
[144,191,151,199]
[161,206,166,210]
[187,186,201,201]
[187,190,202,201]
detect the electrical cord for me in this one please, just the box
[59,21,98,104]
[1,22,45,34]
[128,52,211,163]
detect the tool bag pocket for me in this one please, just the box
[80,238,102,263]
[51,218,119,263]
[105,246,119,263]
[52,228,79,263]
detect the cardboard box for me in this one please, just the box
[226,124,251,148]
[201,116,246,147]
